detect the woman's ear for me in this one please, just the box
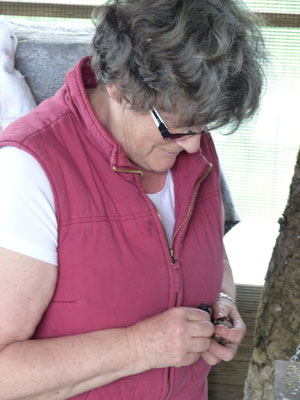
[106,84,122,104]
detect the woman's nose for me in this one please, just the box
[175,134,201,153]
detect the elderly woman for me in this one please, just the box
[0,0,265,399]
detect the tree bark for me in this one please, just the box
[244,149,300,399]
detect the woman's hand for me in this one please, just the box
[200,298,246,366]
[127,307,214,370]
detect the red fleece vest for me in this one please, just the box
[0,57,224,399]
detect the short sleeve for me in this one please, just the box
[0,146,58,265]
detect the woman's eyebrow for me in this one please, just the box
[163,115,185,129]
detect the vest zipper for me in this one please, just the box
[170,248,176,266]
[156,163,212,306]
[164,162,212,399]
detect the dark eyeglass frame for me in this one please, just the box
[150,107,207,140]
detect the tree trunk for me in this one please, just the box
[244,149,300,399]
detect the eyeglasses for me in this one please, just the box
[150,107,207,140]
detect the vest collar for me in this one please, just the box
[65,57,138,173]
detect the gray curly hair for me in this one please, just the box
[91,0,266,132]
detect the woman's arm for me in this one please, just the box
[201,248,246,366]
[219,249,236,300]
[0,248,214,400]
[0,248,143,400]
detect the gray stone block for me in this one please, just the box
[8,20,94,104]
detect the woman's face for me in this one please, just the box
[116,107,202,173]
[89,86,202,173]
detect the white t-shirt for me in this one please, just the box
[0,147,175,265]
[147,169,175,246]
[0,147,58,265]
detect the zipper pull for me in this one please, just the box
[170,248,177,266]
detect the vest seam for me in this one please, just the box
[1,110,74,147]
[196,188,221,202]
[59,211,154,226]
